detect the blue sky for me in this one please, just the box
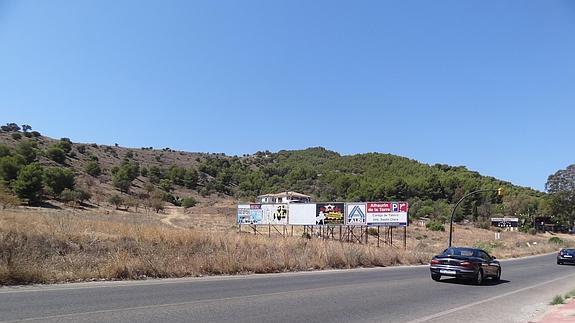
[1,1,574,191]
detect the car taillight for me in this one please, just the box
[460,261,474,268]
[431,259,440,265]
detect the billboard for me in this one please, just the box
[288,203,317,225]
[262,204,288,225]
[366,202,408,226]
[237,204,263,224]
[316,203,345,225]
[346,203,366,225]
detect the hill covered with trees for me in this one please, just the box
[0,122,550,229]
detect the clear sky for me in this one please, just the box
[1,1,574,191]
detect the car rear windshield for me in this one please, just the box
[442,248,478,257]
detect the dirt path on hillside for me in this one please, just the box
[160,206,190,228]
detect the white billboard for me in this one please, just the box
[288,203,317,225]
[261,204,289,225]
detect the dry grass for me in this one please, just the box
[0,208,573,286]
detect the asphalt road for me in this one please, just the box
[1,253,575,323]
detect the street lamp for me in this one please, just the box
[448,188,503,247]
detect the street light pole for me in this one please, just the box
[448,188,502,247]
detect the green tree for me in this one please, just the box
[546,165,575,225]
[12,163,44,205]
[0,145,11,158]
[111,160,140,193]
[15,140,38,164]
[0,156,23,185]
[44,167,75,198]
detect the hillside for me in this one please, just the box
[0,123,546,228]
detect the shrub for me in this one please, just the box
[108,194,123,209]
[30,131,41,137]
[367,227,379,236]
[46,146,66,164]
[426,221,445,232]
[59,188,79,205]
[85,161,101,177]
[551,295,564,305]
[0,145,11,158]
[76,189,92,203]
[549,237,564,245]
[0,186,20,209]
[181,197,198,208]
[57,138,73,153]
[76,145,86,154]
[11,133,22,140]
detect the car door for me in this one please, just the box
[481,251,497,276]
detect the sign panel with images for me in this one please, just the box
[316,203,345,225]
[237,204,263,224]
[346,203,366,225]
[262,204,288,225]
[366,202,408,226]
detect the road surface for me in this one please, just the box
[1,253,574,322]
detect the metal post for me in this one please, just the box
[449,189,498,247]
[404,226,407,250]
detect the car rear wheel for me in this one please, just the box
[431,273,441,281]
[474,269,484,285]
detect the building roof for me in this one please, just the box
[257,191,310,198]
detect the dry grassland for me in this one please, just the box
[0,208,572,286]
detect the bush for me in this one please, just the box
[58,138,72,153]
[46,146,66,164]
[85,161,101,177]
[108,194,123,209]
[181,197,198,208]
[549,237,564,245]
[59,188,79,205]
[367,227,379,236]
[11,133,22,140]
[426,221,445,232]
[551,295,565,305]
[76,145,86,154]
[0,186,20,209]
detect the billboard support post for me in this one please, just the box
[404,227,407,250]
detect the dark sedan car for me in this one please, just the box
[429,247,501,284]
[557,248,575,265]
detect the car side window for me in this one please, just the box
[480,251,491,261]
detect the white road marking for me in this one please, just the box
[407,271,575,323]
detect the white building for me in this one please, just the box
[256,191,311,204]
